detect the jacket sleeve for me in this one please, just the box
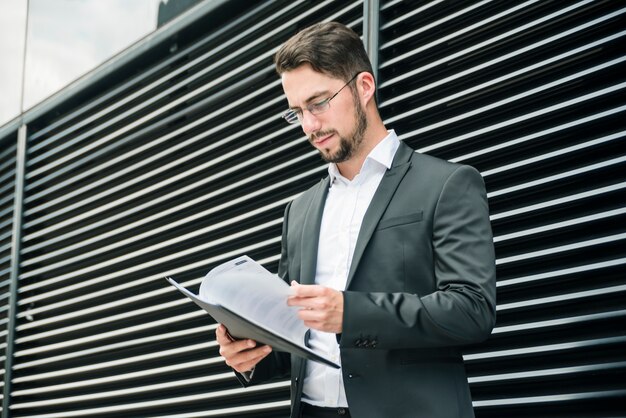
[340,165,496,349]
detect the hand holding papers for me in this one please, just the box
[167,256,340,369]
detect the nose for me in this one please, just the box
[300,110,321,135]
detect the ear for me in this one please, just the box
[356,72,376,106]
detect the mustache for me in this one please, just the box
[309,130,337,142]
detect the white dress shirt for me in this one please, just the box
[301,130,400,407]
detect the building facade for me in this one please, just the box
[1,1,625,416]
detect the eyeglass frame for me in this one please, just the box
[281,73,360,124]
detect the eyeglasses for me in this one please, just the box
[281,73,359,124]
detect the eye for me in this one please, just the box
[309,98,330,114]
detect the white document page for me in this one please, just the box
[200,255,309,345]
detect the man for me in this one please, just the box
[216,21,496,418]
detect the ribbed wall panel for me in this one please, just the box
[9,1,363,417]
[1,0,624,417]
[378,1,626,416]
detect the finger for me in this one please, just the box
[225,345,272,373]
[220,338,259,358]
[216,324,240,346]
[297,309,333,323]
[297,308,343,333]
[287,290,332,308]
[215,324,229,343]
[287,296,316,308]
[289,294,335,310]
[222,343,262,365]
[238,345,272,370]
[302,318,342,334]
[290,283,326,297]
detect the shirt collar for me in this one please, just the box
[328,130,400,184]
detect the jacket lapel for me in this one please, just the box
[345,142,413,289]
[299,176,330,285]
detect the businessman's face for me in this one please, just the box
[281,64,367,163]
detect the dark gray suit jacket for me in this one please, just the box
[240,142,496,418]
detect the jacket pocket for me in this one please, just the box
[377,211,423,230]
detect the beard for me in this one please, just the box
[309,97,368,163]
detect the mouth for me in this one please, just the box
[312,132,335,147]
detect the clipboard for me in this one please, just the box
[167,277,340,369]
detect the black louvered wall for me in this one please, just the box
[378,1,626,417]
[1,1,624,417]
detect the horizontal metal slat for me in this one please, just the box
[490,182,626,221]
[492,309,626,335]
[12,372,240,410]
[12,373,235,408]
[496,285,626,311]
[488,157,626,199]
[13,340,216,383]
[469,361,626,384]
[473,389,626,408]
[496,233,626,265]
[464,335,626,361]
[494,208,626,243]
[15,356,224,395]
[10,381,289,418]
[15,311,206,359]
[14,324,216,369]
[143,400,290,418]
[497,258,626,289]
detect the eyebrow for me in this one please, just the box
[288,90,331,110]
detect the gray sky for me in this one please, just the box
[0,0,162,127]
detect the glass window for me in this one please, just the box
[22,0,163,111]
[0,0,207,127]
[0,1,28,125]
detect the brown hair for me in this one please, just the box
[274,22,374,84]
